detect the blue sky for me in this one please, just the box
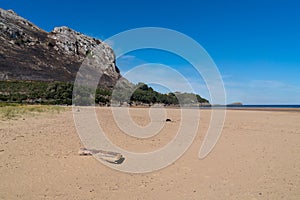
[1,0,300,104]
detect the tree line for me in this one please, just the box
[0,81,209,106]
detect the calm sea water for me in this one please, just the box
[214,105,300,109]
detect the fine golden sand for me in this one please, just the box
[0,107,300,199]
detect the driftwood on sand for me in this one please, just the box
[78,148,124,164]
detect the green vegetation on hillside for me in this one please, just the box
[0,81,209,106]
[128,82,209,105]
[0,81,74,104]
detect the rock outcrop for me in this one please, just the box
[0,8,120,89]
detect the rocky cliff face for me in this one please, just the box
[0,8,120,89]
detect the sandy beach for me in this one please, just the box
[0,107,300,199]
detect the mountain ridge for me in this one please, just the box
[0,8,120,89]
[0,8,209,106]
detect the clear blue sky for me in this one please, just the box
[1,0,300,104]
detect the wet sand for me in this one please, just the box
[0,107,300,199]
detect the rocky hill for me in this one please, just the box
[0,8,209,106]
[0,8,120,89]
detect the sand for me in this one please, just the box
[0,107,300,199]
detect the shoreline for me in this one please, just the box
[124,105,300,112]
[214,107,300,112]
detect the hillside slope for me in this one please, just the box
[0,8,120,88]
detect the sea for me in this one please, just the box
[225,105,300,108]
[209,105,300,110]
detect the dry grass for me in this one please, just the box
[0,104,67,120]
